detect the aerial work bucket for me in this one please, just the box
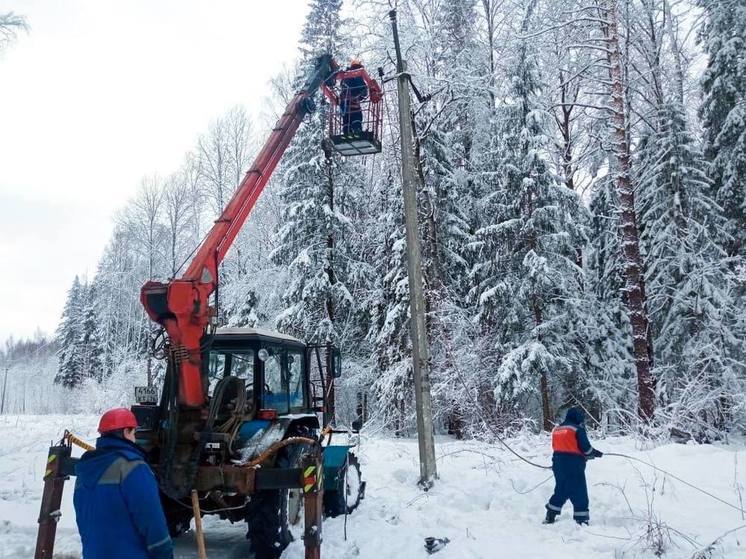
[322,61,384,157]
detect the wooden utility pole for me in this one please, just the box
[389,9,438,487]
[1,365,8,414]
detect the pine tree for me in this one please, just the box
[271,0,359,344]
[637,101,742,431]
[54,276,85,387]
[419,0,482,298]
[698,0,746,258]
[77,283,105,382]
[364,165,414,433]
[471,21,588,430]
[585,179,636,419]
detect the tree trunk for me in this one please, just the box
[532,294,553,431]
[663,0,685,106]
[603,0,656,420]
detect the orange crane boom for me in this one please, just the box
[140,54,336,407]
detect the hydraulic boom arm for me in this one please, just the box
[140,54,336,408]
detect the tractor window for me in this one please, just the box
[262,348,289,414]
[230,352,255,381]
[288,350,304,410]
[207,352,227,394]
[207,350,255,396]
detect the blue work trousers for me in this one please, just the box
[546,454,589,522]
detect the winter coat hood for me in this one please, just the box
[564,407,585,426]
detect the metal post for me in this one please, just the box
[34,443,71,559]
[389,9,438,488]
[302,449,323,559]
[324,343,335,426]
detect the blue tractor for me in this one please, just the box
[131,327,365,558]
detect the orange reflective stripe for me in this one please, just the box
[552,426,583,455]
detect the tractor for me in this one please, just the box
[132,326,365,557]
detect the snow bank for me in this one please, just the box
[1,416,745,558]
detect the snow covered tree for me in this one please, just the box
[77,283,105,382]
[698,0,746,259]
[598,0,656,420]
[365,171,414,433]
[637,100,743,433]
[163,167,200,277]
[271,0,359,344]
[585,178,637,420]
[419,0,482,296]
[0,11,27,52]
[54,276,86,387]
[471,8,588,430]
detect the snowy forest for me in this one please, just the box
[3,0,745,441]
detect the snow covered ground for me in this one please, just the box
[1,415,745,558]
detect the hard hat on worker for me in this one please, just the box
[349,57,363,67]
[97,407,138,434]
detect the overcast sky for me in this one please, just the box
[0,0,308,343]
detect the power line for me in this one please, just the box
[605,452,746,515]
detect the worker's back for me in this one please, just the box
[74,435,173,559]
[341,63,368,102]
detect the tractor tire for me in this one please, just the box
[324,452,363,517]
[246,435,310,558]
[161,495,193,538]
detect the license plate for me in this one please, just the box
[134,385,158,404]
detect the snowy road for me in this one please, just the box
[1,415,746,558]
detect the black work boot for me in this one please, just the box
[543,510,558,524]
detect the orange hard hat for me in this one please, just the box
[98,407,138,433]
[349,57,362,67]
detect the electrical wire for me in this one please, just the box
[510,475,554,495]
[604,452,746,515]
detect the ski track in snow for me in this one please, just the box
[1,415,746,558]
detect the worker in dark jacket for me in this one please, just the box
[74,408,173,559]
[340,58,368,136]
[544,407,603,525]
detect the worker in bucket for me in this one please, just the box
[73,408,173,558]
[544,407,603,525]
[340,58,368,137]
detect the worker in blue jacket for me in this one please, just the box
[544,407,603,525]
[74,408,173,559]
[340,58,368,136]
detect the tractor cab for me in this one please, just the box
[322,62,384,157]
[205,327,340,429]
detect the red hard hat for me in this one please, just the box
[98,408,138,433]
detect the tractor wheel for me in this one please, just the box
[246,436,309,558]
[324,452,363,517]
[161,495,193,538]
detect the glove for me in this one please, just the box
[591,449,603,458]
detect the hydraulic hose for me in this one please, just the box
[243,436,318,468]
[63,430,94,452]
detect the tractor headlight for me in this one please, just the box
[258,348,269,362]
